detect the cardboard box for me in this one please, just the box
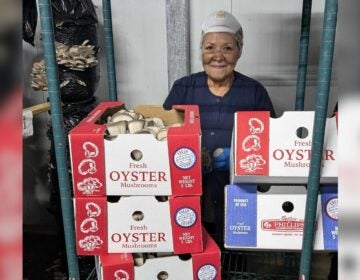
[95,229,221,280]
[225,184,338,251]
[74,195,203,255]
[231,111,337,184]
[69,102,202,197]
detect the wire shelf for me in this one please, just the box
[221,250,300,280]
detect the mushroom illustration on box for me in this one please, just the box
[74,195,203,255]
[230,111,337,184]
[95,229,221,280]
[69,102,202,196]
[225,184,338,251]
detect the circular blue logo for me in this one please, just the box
[325,197,338,221]
[175,207,197,228]
[197,264,217,280]
[173,147,197,170]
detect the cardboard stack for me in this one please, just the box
[95,229,220,280]
[69,102,221,279]
[225,111,338,251]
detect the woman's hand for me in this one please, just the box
[212,147,231,170]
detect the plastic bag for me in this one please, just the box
[55,23,98,47]
[58,66,99,103]
[23,0,37,46]
[51,0,98,26]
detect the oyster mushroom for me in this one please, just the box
[142,126,160,137]
[156,128,168,141]
[105,121,127,135]
[111,112,133,123]
[128,120,145,134]
[133,253,145,266]
[145,117,164,127]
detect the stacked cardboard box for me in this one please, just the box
[225,111,338,251]
[69,102,221,279]
[95,229,221,280]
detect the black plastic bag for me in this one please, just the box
[55,23,98,47]
[51,0,98,26]
[23,0,38,46]
[58,65,99,103]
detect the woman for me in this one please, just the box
[163,10,275,246]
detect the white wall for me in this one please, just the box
[94,0,337,115]
[190,0,334,114]
[93,0,169,107]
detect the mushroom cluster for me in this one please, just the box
[105,108,182,141]
[30,60,48,91]
[30,40,98,91]
[55,40,98,70]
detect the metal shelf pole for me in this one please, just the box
[295,0,313,111]
[299,0,338,278]
[37,0,80,279]
[103,0,118,101]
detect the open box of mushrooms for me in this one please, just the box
[69,102,202,197]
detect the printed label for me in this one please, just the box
[77,201,104,251]
[110,224,167,250]
[267,112,338,181]
[233,111,337,183]
[261,217,304,232]
[325,198,338,221]
[71,132,106,197]
[75,198,107,254]
[197,264,217,280]
[78,159,97,175]
[225,185,257,247]
[80,218,99,233]
[321,187,338,250]
[271,144,335,169]
[178,231,195,245]
[77,177,103,195]
[85,202,102,217]
[104,133,172,196]
[114,269,129,280]
[173,148,196,170]
[83,141,99,158]
[178,175,195,189]
[235,112,269,175]
[175,207,197,228]
[78,235,104,251]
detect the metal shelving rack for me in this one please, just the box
[222,1,338,280]
[299,0,337,278]
[36,0,338,279]
[37,0,117,278]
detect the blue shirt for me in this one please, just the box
[163,71,275,153]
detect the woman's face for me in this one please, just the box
[201,32,240,83]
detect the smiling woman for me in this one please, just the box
[163,10,275,247]
[201,32,240,96]
[200,11,243,97]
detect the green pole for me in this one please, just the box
[103,0,118,101]
[37,0,80,279]
[295,0,312,111]
[299,0,337,279]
